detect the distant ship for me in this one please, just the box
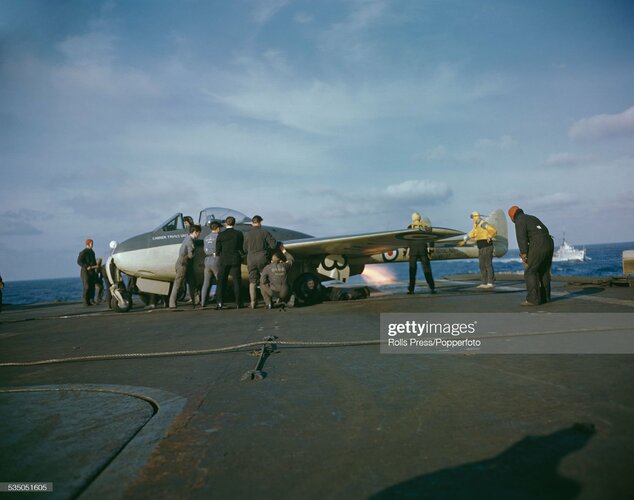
[553,233,587,262]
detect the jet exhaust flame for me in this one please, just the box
[360,265,398,284]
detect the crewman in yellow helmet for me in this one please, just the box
[464,211,497,289]
[407,212,436,295]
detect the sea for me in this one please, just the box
[2,241,632,306]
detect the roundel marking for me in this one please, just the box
[396,231,432,241]
[382,249,399,262]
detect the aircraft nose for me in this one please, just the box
[112,234,147,255]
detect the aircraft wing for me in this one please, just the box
[283,227,464,258]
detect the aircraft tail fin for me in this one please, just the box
[486,209,508,257]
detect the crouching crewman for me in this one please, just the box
[260,245,294,309]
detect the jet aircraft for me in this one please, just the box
[106,207,508,311]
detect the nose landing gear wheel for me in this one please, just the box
[111,290,132,313]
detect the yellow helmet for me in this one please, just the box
[411,212,421,222]
[470,211,480,219]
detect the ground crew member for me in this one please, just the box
[243,215,277,308]
[77,239,98,306]
[99,260,112,306]
[508,206,554,305]
[94,258,106,303]
[169,224,202,309]
[201,221,221,307]
[465,211,497,289]
[216,216,244,309]
[407,212,436,294]
[260,245,294,309]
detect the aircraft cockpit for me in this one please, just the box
[155,213,185,232]
[198,207,251,226]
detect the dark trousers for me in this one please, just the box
[525,236,554,305]
[81,269,95,304]
[169,263,198,307]
[408,250,435,291]
[94,277,104,303]
[478,245,495,284]
[217,264,242,305]
[247,253,268,283]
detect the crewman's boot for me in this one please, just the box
[249,283,257,309]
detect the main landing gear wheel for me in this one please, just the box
[293,273,323,307]
[111,290,132,313]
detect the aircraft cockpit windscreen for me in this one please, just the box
[154,213,184,232]
[199,207,251,226]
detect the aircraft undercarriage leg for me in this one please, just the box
[105,257,133,313]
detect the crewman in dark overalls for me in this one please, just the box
[169,224,202,309]
[77,239,98,306]
[243,215,277,308]
[508,206,554,305]
[93,258,105,304]
[407,212,436,294]
[260,246,294,309]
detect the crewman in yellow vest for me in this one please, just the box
[466,211,497,289]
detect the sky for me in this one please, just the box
[1,0,633,281]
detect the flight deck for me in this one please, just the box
[1,274,633,498]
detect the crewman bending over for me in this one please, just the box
[508,206,554,306]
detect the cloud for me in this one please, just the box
[569,105,634,140]
[251,0,291,24]
[543,152,595,167]
[384,180,452,204]
[417,135,516,165]
[53,32,162,99]
[210,58,506,135]
[301,179,453,224]
[416,145,481,164]
[513,192,580,212]
[336,0,388,32]
[57,32,117,67]
[475,135,516,150]
[0,209,51,236]
[294,12,313,24]
[320,0,389,62]
[423,146,448,161]
[119,122,337,174]
[208,71,378,135]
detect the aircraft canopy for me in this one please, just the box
[199,207,251,226]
